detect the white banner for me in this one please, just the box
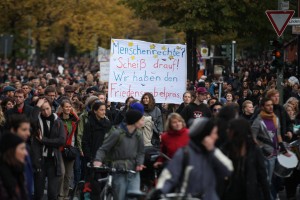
[98,47,110,62]
[108,39,187,104]
[99,62,110,82]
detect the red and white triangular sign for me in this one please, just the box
[266,10,295,37]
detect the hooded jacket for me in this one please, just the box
[156,141,233,200]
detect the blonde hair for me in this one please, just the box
[0,107,6,126]
[165,113,186,131]
[286,97,299,114]
[242,100,253,112]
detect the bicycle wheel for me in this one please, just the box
[71,181,85,200]
[100,189,116,200]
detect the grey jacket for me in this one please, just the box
[94,123,145,170]
[145,106,163,134]
[251,115,281,157]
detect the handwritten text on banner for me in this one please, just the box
[108,39,187,104]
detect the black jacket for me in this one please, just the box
[5,104,40,130]
[180,103,212,127]
[30,113,66,176]
[82,113,112,160]
[0,162,28,200]
[175,102,185,114]
[221,144,270,200]
[273,104,293,140]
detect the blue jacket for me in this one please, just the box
[25,145,34,200]
[156,141,233,200]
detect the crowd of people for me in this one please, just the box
[0,58,299,200]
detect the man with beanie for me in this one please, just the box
[94,109,145,200]
[130,102,154,147]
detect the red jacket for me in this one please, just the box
[58,111,79,146]
[157,127,189,163]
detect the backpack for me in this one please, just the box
[141,116,156,146]
[104,126,141,163]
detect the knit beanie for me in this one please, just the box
[125,110,144,125]
[0,133,24,153]
[130,102,144,115]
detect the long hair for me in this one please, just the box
[226,118,255,157]
[141,92,156,111]
[1,148,23,168]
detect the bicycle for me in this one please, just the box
[141,148,171,193]
[159,193,202,200]
[70,180,85,200]
[88,163,144,200]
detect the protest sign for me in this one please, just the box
[98,47,110,62]
[108,39,187,104]
[100,62,110,82]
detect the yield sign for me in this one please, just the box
[265,10,295,37]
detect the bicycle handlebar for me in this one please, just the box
[159,193,201,200]
[87,162,136,174]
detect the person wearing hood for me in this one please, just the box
[0,133,29,200]
[57,99,80,199]
[148,118,233,200]
[31,97,66,200]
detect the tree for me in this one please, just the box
[121,0,276,80]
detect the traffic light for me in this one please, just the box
[271,39,283,69]
[220,44,231,59]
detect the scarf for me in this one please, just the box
[41,114,55,156]
[260,110,278,129]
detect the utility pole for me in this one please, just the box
[277,0,286,104]
[231,41,236,73]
